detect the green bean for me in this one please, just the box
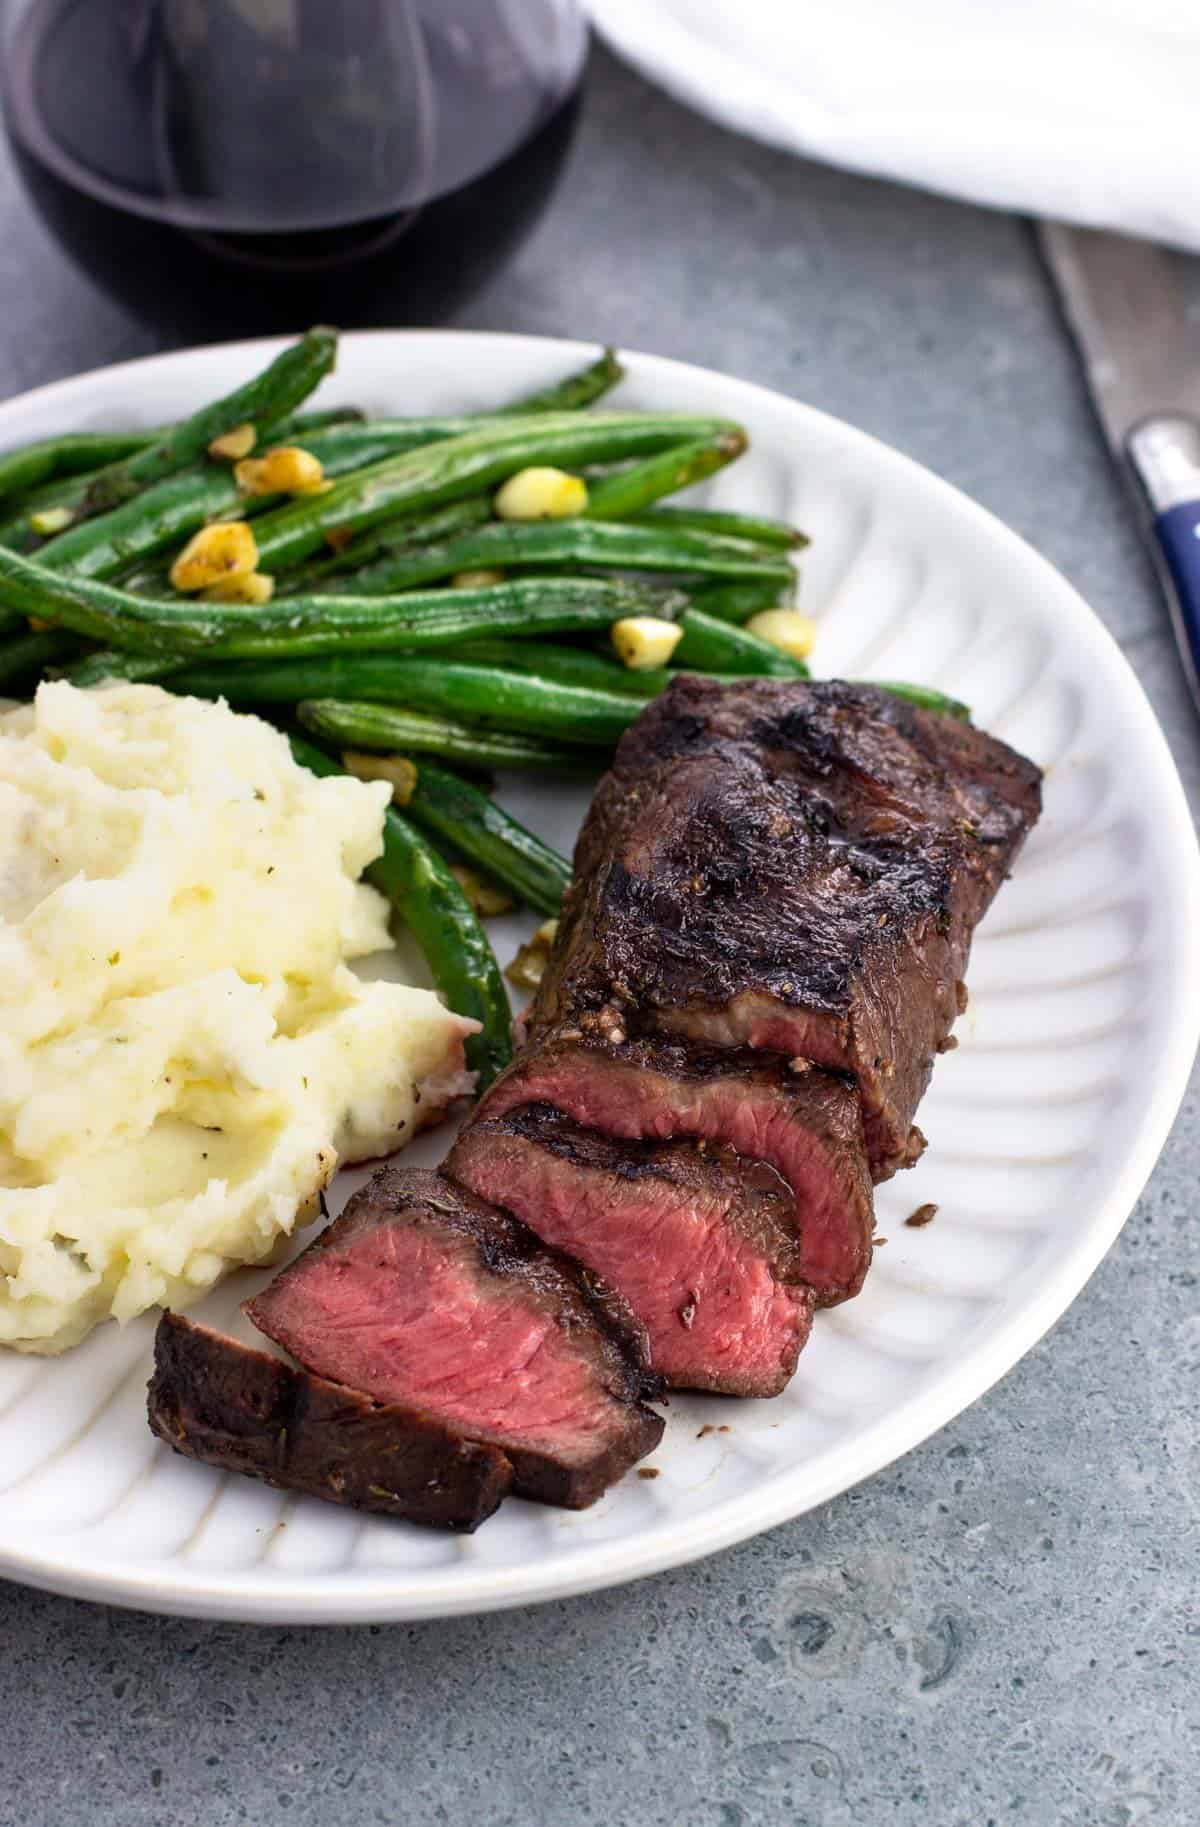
[291,698,595,774]
[35,421,494,586]
[121,491,499,600]
[284,407,366,433]
[395,759,570,917]
[38,380,617,575]
[101,561,173,598]
[98,645,968,735]
[248,413,744,574]
[322,661,641,746]
[273,356,617,577]
[66,649,178,688]
[82,327,338,514]
[0,476,113,552]
[276,497,493,595]
[35,466,261,581]
[122,496,487,601]
[600,659,745,696]
[0,543,195,650]
[0,345,345,558]
[298,657,636,746]
[222,414,478,471]
[630,503,806,550]
[431,636,741,702]
[673,606,809,678]
[0,546,685,660]
[171,649,644,746]
[687,578,794,623]
[454,636,751,700]
[869,680,971,720]
[277,357,621,463]
[450,638,637,694]
[289,735,511,1087]
[499,348,624,414]
[0,397,593,560]
[263,356,621,495]
[0,626,84,689]
[297,516,793,597]
[192,408,421,487]
[0,406,357,543]
[0,480,88,552]
[0,467,161,551]
[583,434,746,521]
[0,429,158,504]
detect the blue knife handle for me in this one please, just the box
[1153,501,1200,699]
[1127,416,1200,709]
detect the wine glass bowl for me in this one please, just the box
[0,0,588,334]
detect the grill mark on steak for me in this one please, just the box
[447,1100,815,1397]
[475,1031,875,1308]
[244,1168,663,1510]
[147,1312,512,1531]
[531,677,1042,1177]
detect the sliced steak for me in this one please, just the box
[447,1102,815,1397]
[531,677,1042,1177]
[475,1032,874,1307]
[244,1168,663,1509]
[148,1311,511,1531]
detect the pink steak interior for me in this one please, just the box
[449,1121,812,1397]
[247,1221,625,1465]
[483,1043,873,1306]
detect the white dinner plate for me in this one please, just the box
[0,332,1196,1623]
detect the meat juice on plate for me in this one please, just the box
[1,0,587,333]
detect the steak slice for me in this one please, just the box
[447,1102,815,1397]
[148,1311,511,1532]
[244,1168,663,1509]
[475,1032,874,1308]
[530,676,1042,1178]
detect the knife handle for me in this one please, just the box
[1152,501,1200,683]
[1127,415,1200,706]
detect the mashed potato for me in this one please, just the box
[0,682,476,1353]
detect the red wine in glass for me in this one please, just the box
[1,0,588,335]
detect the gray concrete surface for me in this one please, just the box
[0,42,1196,1827]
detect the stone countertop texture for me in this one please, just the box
[0,43,1195,1827]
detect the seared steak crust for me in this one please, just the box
[531,677,1042,1177]
[148,1311,512,1531]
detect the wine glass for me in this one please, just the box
[0,0,588,336]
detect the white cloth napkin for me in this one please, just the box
[587,0,1200,249]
